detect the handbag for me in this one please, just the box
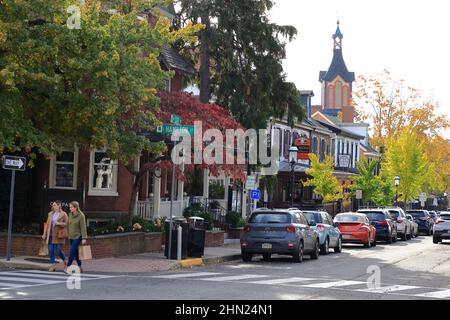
[56,227,68,239]
[38,240,48,256]
[79,245,92,260]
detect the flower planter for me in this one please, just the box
[227,227,244,239]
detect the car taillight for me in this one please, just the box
[376,220,388,225]
[358,227,367,232]
[244,225,251,232]
[286,226,296,233]
[241,241,248,247]
[435,219,445,224]
[316,224,326,230]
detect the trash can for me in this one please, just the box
[187,216,206,258]
[164,217,189,259]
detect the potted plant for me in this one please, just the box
[225,211,245,239]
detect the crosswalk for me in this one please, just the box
[0,270,118,291]
[151,271,450,299]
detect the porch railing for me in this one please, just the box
[136,200,154,220]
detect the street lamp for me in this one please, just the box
[394,176,400,207]
[289,146,299,208]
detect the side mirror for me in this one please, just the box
[333,222,339,228]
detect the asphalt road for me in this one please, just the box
[1,235,450,300]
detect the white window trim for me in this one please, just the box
[88,149,119,197]
[49,146,79,190]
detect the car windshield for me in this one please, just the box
[388,211,400,218]
[249,212,291,224]
[359,211,385,220]
[440,215,450,221]
[407,211,426,217]
[429,212,436,217]
[303,212,322,225]
[335,214,365,223]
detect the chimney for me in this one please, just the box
[341,106,354,123]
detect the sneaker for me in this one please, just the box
[48,265,56,272]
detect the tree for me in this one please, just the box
[382,127,428,206]
[175,0,305,129]
[423,135,450,195]
[353,69,449,149]
[304,154,342,203]
[0,0,200,164]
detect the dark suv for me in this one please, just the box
[357,209,398,244]
[406,210,434,235]
[240,208,320,263]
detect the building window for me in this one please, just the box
[335,82,342,108]
[312,137,318,154]
[342,85,349,106]
[283,130,291,159]
[327,85,333,108]
[88,149,118,196]
[320,139,326,162]
[49,148,78,189]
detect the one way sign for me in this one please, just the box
[2,155,26,171]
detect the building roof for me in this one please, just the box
[319,49,355,83]
[361,143,381,157]
[160,47,196,75]
[333,22,344,39]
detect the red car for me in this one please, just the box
[334,213,377,248]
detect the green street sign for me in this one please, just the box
[157,124,195,136]
[171,114,182,125]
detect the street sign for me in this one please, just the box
[419,192,427,202]
[157,124,195,136]
[2,155,26,171]
[245,176,256,190]
[250,189,261,200]
[171,114,182,125]
[338,155,350,168]
[355,190,363,200]
[420,200,426,208]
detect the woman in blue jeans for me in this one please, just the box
[67,201,88,273]
[42,200,68,272]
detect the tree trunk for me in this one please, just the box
[199,15,210,103]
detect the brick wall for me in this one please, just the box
[0,231,224,258]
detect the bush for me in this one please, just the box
[226,211,243,228]
[209,182,225,199]
[183,205,213,231]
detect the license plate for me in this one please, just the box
[342,234,351,239]
[262,243,272,249]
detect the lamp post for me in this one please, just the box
[394,176,400,207]
[289,146,299,208]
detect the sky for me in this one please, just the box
[268,0,450,135]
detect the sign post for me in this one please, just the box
[355,190,363,210]
[2,155,26,261]
[419,193,427,209]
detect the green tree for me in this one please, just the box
[382,127,428,206]
[0,0,200,163]
[175,0,304,129]
[350,159,381,206]
[305,154,342,203]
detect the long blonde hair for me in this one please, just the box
[70,201,83,215]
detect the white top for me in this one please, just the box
[52,211,60,227]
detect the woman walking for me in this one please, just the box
[67,201,88,273]
[42,200,68,272]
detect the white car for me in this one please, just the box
[406,214,419,237]
[432,212,450,244]
[388,208,412,240]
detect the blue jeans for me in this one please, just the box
[68,237,82,267]
[48,235,66,264]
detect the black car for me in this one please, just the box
[406,210,434,235]
[357,209,398,244]
[428,211,438,222]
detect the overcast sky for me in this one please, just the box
[269,0,449,133]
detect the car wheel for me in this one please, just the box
[242,252,252,262]
[334,237,343,253]
[433,236,440,244]
[364,234,371,248]
[371,239,377,247]
[392,232,398,243]
[429,228,433,236]
[387,233,393,244]
[320,238,330,255]
[262,253,271,261]
[292,241,304,263]
[401,231,407,241]
[310,239,320,260]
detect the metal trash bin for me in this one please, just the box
[187,216,206,258]
[164,217,188,259]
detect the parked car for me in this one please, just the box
[432,211,450,244]
[303,211,342,255]
[428,211,438,223]
[357,209,398,244]
[406,210,434,235]
[334,212,377,248]
[240,208,320,262]
[406,214,419,237]
[387,208,412,241]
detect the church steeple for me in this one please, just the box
[333,20,343,50]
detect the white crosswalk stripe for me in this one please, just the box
[300,280,366,288]
[0,270,119,290]
[356,285,420,294]
[415,289,450,299]
[198,274,268,282]
[246,277,317,285]
[152,272,224,279]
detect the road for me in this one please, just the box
[1,236,450,300]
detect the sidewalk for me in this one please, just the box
[0,244,242,274]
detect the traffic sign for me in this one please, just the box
[2,155,26,171]
[250,189,261,200]
[171,114,182,125]
[157,124,195,136]
[355,190,363,200]
[419,193,427,202]
[245,176,256,190]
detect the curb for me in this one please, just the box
[178,254,242,269]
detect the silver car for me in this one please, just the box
[240,208,320,263]
[406,214,419,237]
[433,211,450,244]
[388,208,412,240]
[303,211,342,254]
